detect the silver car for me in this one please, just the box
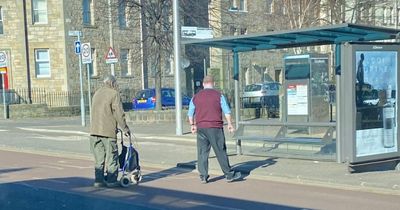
[242,82,280,109]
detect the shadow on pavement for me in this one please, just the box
[0,167,32,176]
[0,176,307,210]
[140,162,195,184]
[232,157,278,178]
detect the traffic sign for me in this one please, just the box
[0,67,6,74]
[74,41,81,54]
[0,51,7,68]
[105,47,118,64]
[81,43,92,64]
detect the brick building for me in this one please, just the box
[0,0,142,100]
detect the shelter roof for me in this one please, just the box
[183,23,400,52]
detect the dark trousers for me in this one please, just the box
[196,128,234,178]
[90,136,119,183]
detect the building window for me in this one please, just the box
[229,0,247,12]
[32,0,48,24]
[118,0,127,29]
[88,48,97,76]
[82,0,93,25]
[120,49,131,76]
[0,6,3,34]
[266,0,273,14]
[35,49,50,78]
[240,27,247,35]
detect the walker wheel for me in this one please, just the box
[120,176,131,188]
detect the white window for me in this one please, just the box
[35,49,50,78]
[230,0,247,12]
[120,49,131,76]
[82,0,94,25]
[32,0,48,24]
[0,6,3,34]
[266,0,273,14]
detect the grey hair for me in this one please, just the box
[103,75,118,89]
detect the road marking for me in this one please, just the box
[0,129,7,132]
[32,177,69,184]
[185,201,243,210]
[41,162,91,169]
[40,163,64,170]
[17,127,88,135]
[32,135,87,142]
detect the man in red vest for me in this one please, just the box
[188,75,242,184]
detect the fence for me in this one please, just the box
[0,88,136,107]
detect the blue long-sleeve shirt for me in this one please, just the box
[187,93,231,118]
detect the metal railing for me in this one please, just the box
[0,88,136,107]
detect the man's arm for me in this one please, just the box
[187,99,197,134]
[220,95,235,133]
[112,92,130,135]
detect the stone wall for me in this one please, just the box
[0,104,80,119]
[0,104,263,122]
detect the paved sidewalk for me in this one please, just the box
[1,117,400,195]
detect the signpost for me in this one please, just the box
[81,42,92,123]
[68,30,85,127]
[0,51,8,119]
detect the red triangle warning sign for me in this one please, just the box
[105,47,118,64]
[105,47,117,59]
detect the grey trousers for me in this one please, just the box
[90,136,119,183]
[196,128,234,179]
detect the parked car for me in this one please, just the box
[132,88,191,110]
[242,82,280,110]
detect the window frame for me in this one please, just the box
[35,49,51,78]
[88,48,97,77]
[32,0,48,24]
[82,0,94,25]
[118,0,127,29]
[120,49,131,76]
[0,6,3,34]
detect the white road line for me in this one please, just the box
[185,201,243,210]
[41,164,64,170]
[17,127,88,135]
[41,162,91,169]
[31,135,87,142]
[0,129,7,132]
[42,179,69,184]
[31,177,69,184]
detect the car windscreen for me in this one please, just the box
[244,84,262,92]
[136,90,153,99]
[266,83,280,90]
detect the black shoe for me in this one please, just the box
[106,182,120,188]
[200,175,209,184]
[93,182,106,188]
[226,172,241,183]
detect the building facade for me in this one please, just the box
[0,0,142,101]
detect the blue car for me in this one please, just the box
[132,88,191,110]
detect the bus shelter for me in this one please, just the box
[184,23,400,166]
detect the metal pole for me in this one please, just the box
[233,51,241,155]
[173,0,182,136]
[22,0,32,104]
[203,58,207,77]
[108,0,115,76]
[335,44,341,163]
[87,64,92,123]
[78,34,86,126]
[2,74,6,119]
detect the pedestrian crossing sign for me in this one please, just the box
[105,47,118,64]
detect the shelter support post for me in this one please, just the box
[233,51,242,155]
[335,44,342,163]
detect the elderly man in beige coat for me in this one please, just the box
[90,75,130,188]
